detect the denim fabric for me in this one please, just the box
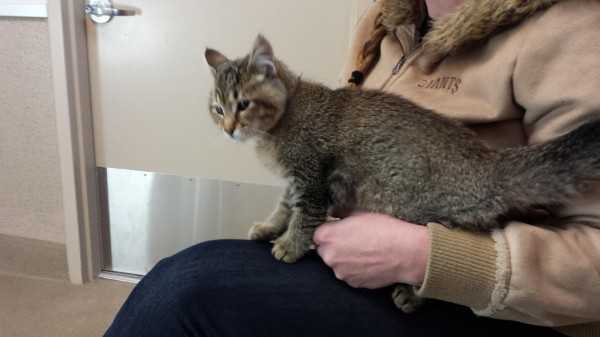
[104,240,564,337]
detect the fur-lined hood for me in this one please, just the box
[381,0,564,57]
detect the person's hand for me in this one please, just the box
[313,212,429,289]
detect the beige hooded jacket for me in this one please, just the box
[341,1,600,336]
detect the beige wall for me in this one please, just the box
[0,17,65,244]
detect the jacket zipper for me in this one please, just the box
[379,56,405,90]
[392,55,406,75]
[380,44,423,90]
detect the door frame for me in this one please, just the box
[47,0,372,284]
[48,0,102,284]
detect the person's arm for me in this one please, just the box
[464,0,600,327]
[422,1,600,328]
[320,0,600,331]
[419,0,600,328]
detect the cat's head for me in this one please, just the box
[205,35,288,142]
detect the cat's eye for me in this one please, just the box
[214,106,224,115]
[237,99,251,112]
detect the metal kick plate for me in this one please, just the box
[99,167,283,275]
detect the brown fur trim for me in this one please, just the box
[380,0,565,57]
[380,0,425,31]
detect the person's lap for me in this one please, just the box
[104,240,564,337]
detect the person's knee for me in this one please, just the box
[107,241,264,337]
[139,240,252,304]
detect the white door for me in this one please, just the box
[85,0,365,275]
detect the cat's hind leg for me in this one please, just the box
[392,284,425,313]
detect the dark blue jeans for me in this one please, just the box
[104,240,564,337]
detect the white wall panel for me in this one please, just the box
[88,0,356,186]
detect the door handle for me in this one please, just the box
[85,0,136,24]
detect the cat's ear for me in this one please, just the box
[205,48,229,75]
[249,34,276,76]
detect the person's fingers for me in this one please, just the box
[316,245,335,267]
[313,222,336,244]
[313,227,326,245]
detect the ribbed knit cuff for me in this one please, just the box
[558,323,600,337]
[415,223,498,311]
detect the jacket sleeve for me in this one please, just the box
[417,1,600,330]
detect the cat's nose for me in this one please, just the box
[223,118,235,136]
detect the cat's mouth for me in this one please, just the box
[223,125,269,143]
[223,128,246,143]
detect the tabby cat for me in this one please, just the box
[204,35,600,312]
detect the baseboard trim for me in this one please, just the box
[0,234,68,280]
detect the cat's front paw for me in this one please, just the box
[248,223,281,241]
[271,236,310,263]
[392,284,425,313]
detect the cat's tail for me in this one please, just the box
[496,119,600,213]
